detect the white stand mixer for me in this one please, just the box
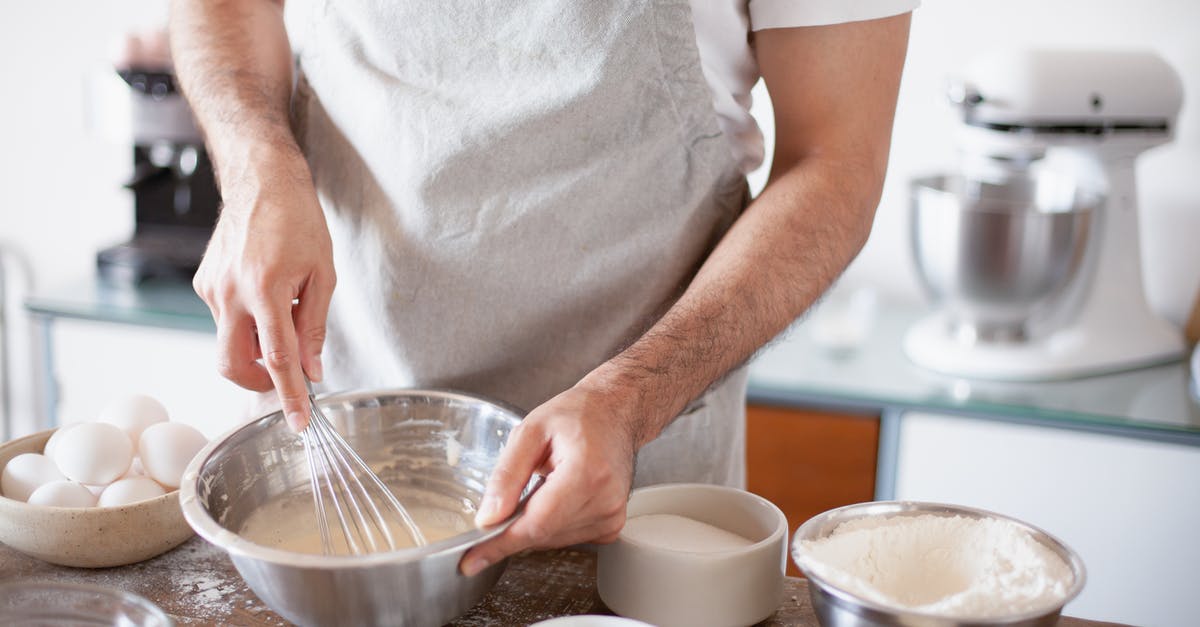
[905,49,1186,380]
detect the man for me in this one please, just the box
[171,0,914,576]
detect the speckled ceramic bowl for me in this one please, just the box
[0,428,193,568]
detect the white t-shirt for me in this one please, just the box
[693,0,921,172]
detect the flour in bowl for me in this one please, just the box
[794,514,1073,618]
[622,514,754,552]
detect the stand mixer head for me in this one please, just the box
[905,49,1186,380]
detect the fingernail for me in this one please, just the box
[461,555,491,577]
[312,355,324,382]
[287,411,307,432]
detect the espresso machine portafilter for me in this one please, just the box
[905,49,1186,380]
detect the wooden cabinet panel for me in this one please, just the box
[745,403,879,576]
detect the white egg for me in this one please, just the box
[98,477,167,507]
[42,424,80,460]
[138,423,208,489]
[98,394,169,447]
[1,453,67,502]
[53,423,134,485]
[27,480,97,507]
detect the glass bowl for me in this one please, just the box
[0,581,173,626]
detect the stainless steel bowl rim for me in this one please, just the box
[910,174,1101,215]
[180,387,530,569]
[791,500,1087,624]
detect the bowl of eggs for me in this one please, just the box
[0,394,208,567]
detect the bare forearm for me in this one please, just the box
[174,0,334,429]
[169,0,303,184]
[586,14,911,448]
[587,159,878,446]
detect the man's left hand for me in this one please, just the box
[459,382,638,576]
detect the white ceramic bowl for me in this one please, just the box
[0,428,193,568]
[531,617,654,627]
[597,483,788,627]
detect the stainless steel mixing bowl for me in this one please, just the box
[180,388,536,627]
[910,172,1099,343]
[791,501,1086,627]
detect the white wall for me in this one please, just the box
[2,0,1198,318]
[755,0,1200,324]
[1,2,1198,432]
[0,2,171,435]
[0,1,168,291]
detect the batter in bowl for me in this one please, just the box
[238,491,473,555]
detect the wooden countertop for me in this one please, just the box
[0,537,1118,626]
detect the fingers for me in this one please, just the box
[197,265,273,393]
[461,474,569,577]
[475,421,550,528]
[292,271,334,383]
[460,470,625,577]
[215,309,274,392]
[253,294,311,432]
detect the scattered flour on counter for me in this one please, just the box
[161,540,281,624]
[794,514,1074,618]
[622,513,754,552]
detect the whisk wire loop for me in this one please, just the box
[301,430,335,552]
[301,380,428,555]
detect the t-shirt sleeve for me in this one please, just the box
[749,0,920,30]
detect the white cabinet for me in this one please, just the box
[894,411,1200,626]
[48,319,253,440]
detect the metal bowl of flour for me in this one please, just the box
[180,389,536,627]
[791,501,1086,627]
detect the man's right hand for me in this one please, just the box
[170,0,328,431]
[193,154,335,432]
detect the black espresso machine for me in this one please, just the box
[94,37,220,285]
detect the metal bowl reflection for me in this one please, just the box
[180,388,534,627]
[910,172,1098,343]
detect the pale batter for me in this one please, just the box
[239,492,473,555]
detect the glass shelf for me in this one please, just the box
[26,276,1200,440]
[25,277,214,333]
[747,302,1200,441]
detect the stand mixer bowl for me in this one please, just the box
[910,171,1099,343]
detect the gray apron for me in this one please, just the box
[288,0,750,488]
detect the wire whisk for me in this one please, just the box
[300,379,427,555]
